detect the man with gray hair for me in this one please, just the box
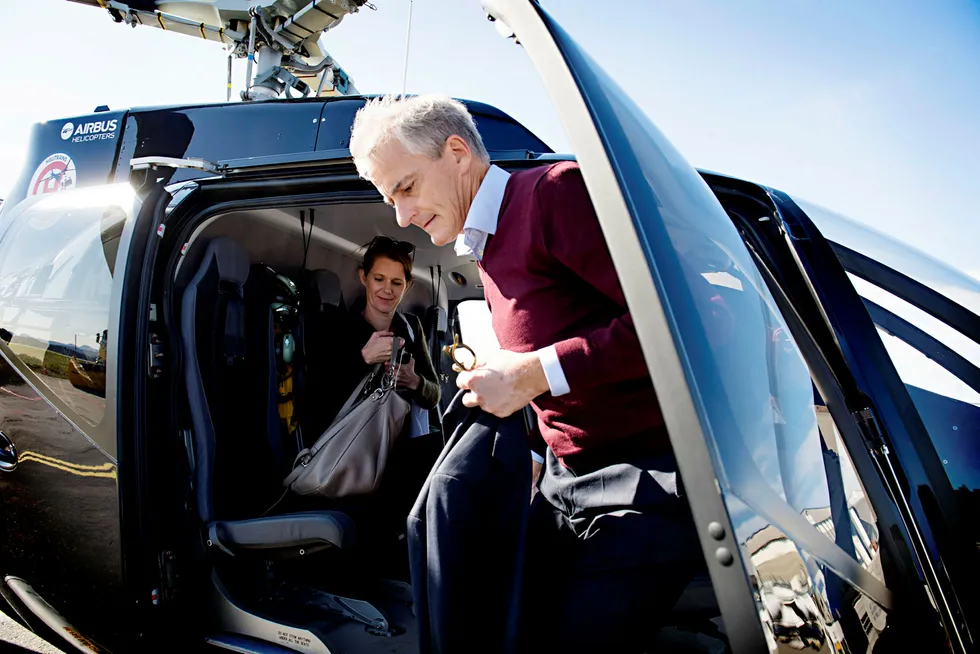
[350,94,704,652]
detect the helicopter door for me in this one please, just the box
[0,182,159,653]
[482,1,904,651]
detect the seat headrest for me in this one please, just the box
[311,269,343,308]
[205,237,250,287]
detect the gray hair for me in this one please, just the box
[349,94,489,181]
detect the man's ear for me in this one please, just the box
[445,135,471,165]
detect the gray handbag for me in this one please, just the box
[284,343,410,498]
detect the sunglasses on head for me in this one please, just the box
[366,235,416,261]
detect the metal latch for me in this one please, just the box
[148,333,164,379]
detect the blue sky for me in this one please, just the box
[0,0,977,279]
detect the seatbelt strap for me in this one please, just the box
[181,428,196,489]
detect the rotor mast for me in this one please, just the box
[76,0,370,101]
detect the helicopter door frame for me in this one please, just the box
[769,191,979,651]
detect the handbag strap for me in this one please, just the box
[335,366,379,422]
[389,333,401,370]
[334,338,402,423]
[397,312,415,344]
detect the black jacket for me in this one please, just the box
[336,306,440,407]
[407,391,532,654]
[304,305,440,441]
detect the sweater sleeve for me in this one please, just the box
[407,314,442,410]
[535,163,651,392]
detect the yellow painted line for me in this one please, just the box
[18,454,114,474]
[17,450,115,473]
[17,454,116,479]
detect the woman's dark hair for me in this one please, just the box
[359,236,415,283]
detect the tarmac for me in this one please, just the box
[0,609,63,653]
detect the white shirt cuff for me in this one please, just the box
[530,450,544,464]
[536,345,570,397]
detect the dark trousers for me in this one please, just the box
[368,432,444,578]
[519,436,706,653]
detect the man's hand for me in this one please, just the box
[456,350,550,417]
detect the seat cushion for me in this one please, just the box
[211,511,355,551]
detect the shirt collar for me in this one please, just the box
[454,164,510,260]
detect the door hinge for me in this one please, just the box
[155,550,181,606]
[132,156,221,175]
[148,333,164,379]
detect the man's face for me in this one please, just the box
[369,138,471,247]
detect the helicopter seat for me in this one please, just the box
[181,236,354,556]
[297,268,350,439]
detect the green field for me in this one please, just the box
[8,343,71,379]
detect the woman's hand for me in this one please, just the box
[362,331,403,365]
[389,355,421,391]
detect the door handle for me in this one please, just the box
[0,430,17,472]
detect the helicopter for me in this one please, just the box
[0,1,977,652]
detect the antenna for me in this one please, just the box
[401,0,414,97]
[226,52,233,102]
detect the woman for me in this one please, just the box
[326,235,442,581]
[333,235,440,426]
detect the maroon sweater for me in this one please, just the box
[479,161,667,460]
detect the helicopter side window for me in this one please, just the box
[848,275,980,546]
[0,194,128,430]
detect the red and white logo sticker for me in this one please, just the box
[28,153,77,196]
